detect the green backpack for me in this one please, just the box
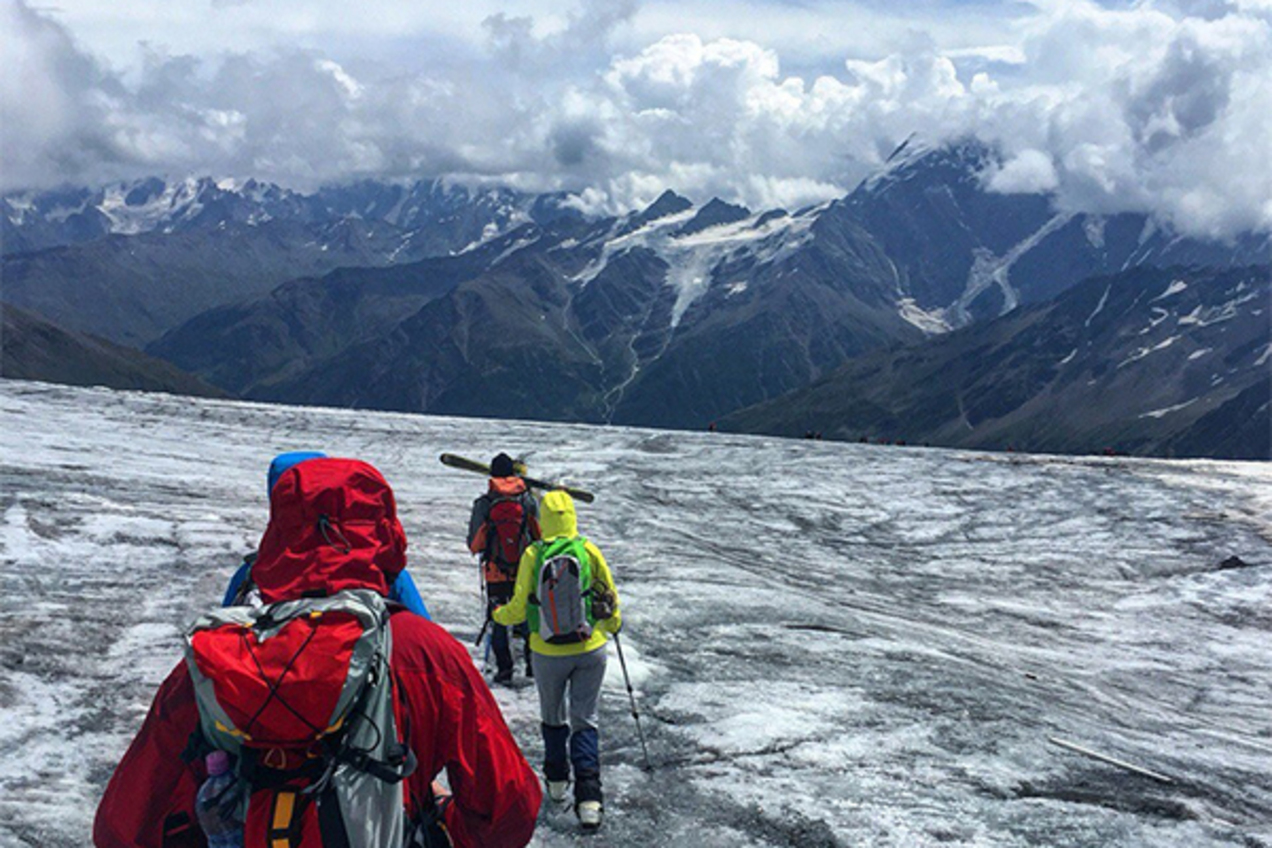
[528,537,598,644]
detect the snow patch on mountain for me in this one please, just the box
[489,231,543,265]
[573,203,817,326]
[1139,398,1198,419]
[664,210,817,325]
[898,298,952,334]
[98,178,215,234]
[948,213,1073,328]
[4,194,36,225]
[1178,291,1261,328]
[1086,284,1112,327]
[1083,216,1106,250]
[858,134,939,194]
[1152,279,1189,301]
[1119,335,1178,368]
[1140,307,1171,335]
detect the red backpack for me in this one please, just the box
[183,458,421,848]
[487,496,529,574]
[185,590,417,848]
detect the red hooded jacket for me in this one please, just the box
[93,458,541,848]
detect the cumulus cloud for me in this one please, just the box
[2,0,1270,237]
[985,149,1060,194]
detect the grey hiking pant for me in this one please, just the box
[533,645,607,796]
[531,645,607,730]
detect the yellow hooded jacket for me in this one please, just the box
[493,490,621,656]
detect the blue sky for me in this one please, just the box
[3,0,1270,236]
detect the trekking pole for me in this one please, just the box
[612,633,652,771]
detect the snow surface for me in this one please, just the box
[2,382,1272,848]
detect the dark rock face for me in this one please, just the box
[825,139,1269,327]
[1,305,226,398]
[2,220,424,347]
[722,265,1271,460]
[677,199,751,237]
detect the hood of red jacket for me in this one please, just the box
[253,458,407,603]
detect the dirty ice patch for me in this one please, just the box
[1134,460,1272,543]
[660,681,854,755]
[1,502,39,565]
[6,382,1272,848]
[602,634,658,692]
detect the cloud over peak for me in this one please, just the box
[2,0,1269,237]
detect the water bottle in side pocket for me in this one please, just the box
[195,751,244,848]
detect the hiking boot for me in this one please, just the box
[576,800,603,830]
[492,668,513,686]
[546,779,569,803]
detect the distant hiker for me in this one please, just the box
[224,451,430,619]
[494,490,621,831]
[468,453,540,685]
[707,421,717,432]
[94,458,541,848]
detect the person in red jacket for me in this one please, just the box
[93,457,542,848]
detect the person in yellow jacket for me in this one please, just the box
[493,489,620,831]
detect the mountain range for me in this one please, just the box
[722,264,1270,459]
[2,178,578,345]
[3,140,1268,458]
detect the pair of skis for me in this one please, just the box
[438,453,595,503]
